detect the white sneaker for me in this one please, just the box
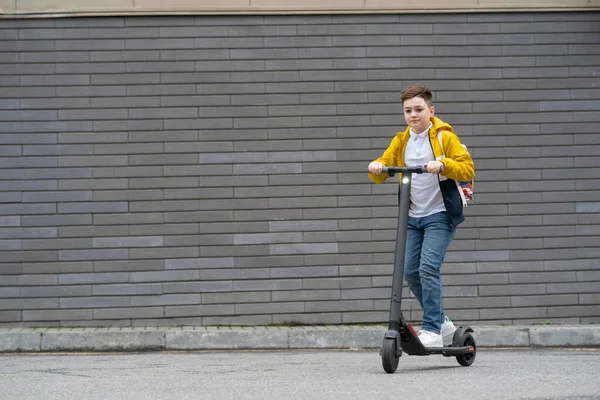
[441,316,457,346]
[418,330,443,348]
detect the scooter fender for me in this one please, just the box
[380,330,403,358]
[452,325,474,347]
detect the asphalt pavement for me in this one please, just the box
[1,348,599,400]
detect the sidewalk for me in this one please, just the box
[1,324,599,353]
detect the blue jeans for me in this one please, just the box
[404,211,455,334]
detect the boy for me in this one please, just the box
[368,83,475,348]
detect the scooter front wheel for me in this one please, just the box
[381,338,400,373]
[456,332,477,367]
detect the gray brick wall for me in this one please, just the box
[1,11,599,327]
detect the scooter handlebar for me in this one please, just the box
[382,166,428,176]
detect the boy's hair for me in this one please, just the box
[400,83,433,106]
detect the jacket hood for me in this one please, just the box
[430,116,454,134]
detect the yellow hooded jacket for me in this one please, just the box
[368,116,475,225]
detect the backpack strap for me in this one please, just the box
[437,130,468,207]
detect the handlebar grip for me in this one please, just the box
[381,166,428,175]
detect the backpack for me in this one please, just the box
[437,130,474,207]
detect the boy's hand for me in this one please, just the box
[424,161,444,174]
[368,162,384,175]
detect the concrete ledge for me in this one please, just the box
[1,325,598,353]
[0,330,41,352]
[166,329,289,350]
[41,330,166,352]
[471,325,531,347]
[529,326,600,347]
[288,328,383,349]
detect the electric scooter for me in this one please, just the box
[377,165,477,374]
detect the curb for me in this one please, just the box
[1,325,599,353]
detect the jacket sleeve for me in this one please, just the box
[368,135,401,184]
[440,131,475,182]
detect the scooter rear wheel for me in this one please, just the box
[381,338,400,373]
[456,332,476,366]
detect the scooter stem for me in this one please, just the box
[388,172,412,332]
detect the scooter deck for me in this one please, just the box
[396,323,476,357]
[417,346,475,356]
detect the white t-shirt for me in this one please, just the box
[404,123,447,218]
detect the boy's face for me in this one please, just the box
[403,96,434,133]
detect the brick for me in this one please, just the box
[124,16,193,26]
[165,188,232,200]
[201,315,273,326]
[0,203,56,216]
[480,307,547,320]
[93,236,163,248]
[233,233,301,245]
[94,189,163,202]
[0,297,59,310]
[129,200,198,212]
[130,294,201,307]
[21,214,92,227]
[479,283,547,297]
[164,118,232,130]
[57,202,127,214]
[165,304,233,318]
[229,25,296,36]
[59,178,128,191]
[236,302,304,315]
[58,271,129,284]
[275,312,342,325]
[0,239,20,250]
[127,84,194,96]
[93,283,162,296]
[577,271,600,282]
[0,133,56,145]
[129,177,198,189]
[4,167,91,180]
[3,274,57,286]
[58,249,128,262]
[164,210,232,223]
[94,307,164,320]
[165,257,234,270]
[235,255,304,269]
[270,243,338,255]
[202,291,271,304]
[88,26,157,37]
[23,309,93,322]
[57,85,125,97]
[270,266,338,279]
[306,300,374,313]
[272,289,340,302]
[201,244,268,257]
[22,238,92,251]
[512,294,578,307]
[90,73,159,86]
[0,311,23,323]
[341,288,388,300]
[93,259,164,272]
[163,281,233,293]
[233,279,302,291]
[200,268,269,280]
[60,296,130,309]
[509,203,574,215]
[129,246,199,260]
[510,248,578,261]
[22,261,94,274]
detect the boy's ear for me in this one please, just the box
[430,105,435,115]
